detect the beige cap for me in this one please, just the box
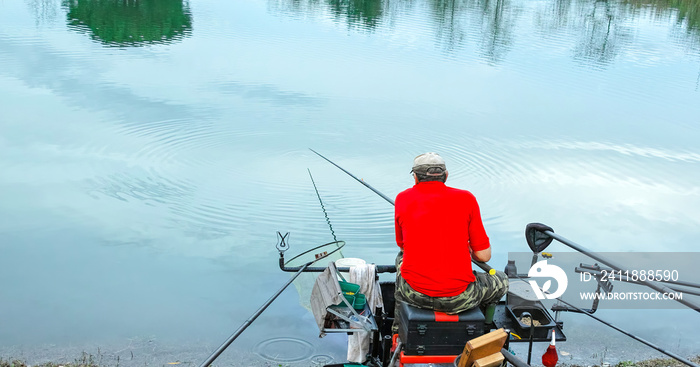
[411,152,446,176]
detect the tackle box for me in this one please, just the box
[506,305,555,339]
[398,301,486,355]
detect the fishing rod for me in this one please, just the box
[511,276,700,367]
[198,261,313,367]
[523,224,699,365]
[309,148,395,205]
[309,148,495,275]
[532,226,700,313]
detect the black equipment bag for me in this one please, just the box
[398,302,486,355]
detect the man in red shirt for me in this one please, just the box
[392,152,508,333]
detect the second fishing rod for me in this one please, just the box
[309,148,495,275]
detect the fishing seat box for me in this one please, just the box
[398,301,485,355]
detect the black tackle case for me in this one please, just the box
[398,301,486,355]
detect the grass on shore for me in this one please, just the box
[2,353,699,367]
[0,353,99,367]
[563,356,700,367]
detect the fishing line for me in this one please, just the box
[553,294,699,367]
[308,168,337,242]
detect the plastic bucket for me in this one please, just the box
[339,281,361,294]
[338,281,361,308]
[353,293,366,310]
[342,294,355,308]
[335,258,367,272]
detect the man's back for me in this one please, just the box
[395,181,490,297]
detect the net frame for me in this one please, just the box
[284,240,346,267]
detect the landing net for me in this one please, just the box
[285,240,345,311]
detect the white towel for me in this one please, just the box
[347,264,384,363]
[310,262,344,338]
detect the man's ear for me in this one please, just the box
[413,173,418,184]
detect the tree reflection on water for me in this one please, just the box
[62,0,193,47]
[625,0,700,31]
[430,0,519,64]
[573,1,634,66]
[269,0,700,64]
[268,0,390,31]
[625,0,700,47]
[326,0,385,30]
[26,0,59,26]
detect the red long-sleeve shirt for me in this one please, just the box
[395,181,490,297]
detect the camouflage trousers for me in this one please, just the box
[392,251,509,334]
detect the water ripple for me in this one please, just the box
[254,337,314,363]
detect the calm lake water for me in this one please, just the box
[1,0,699,365]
